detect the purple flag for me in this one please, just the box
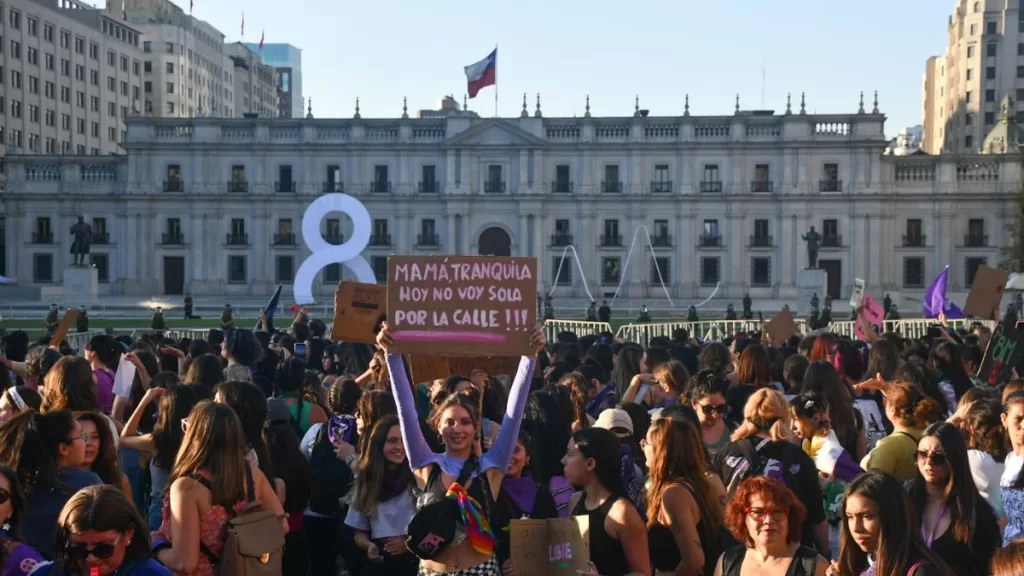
[924,267,965,319]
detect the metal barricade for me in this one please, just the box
[543,320,613,343]
[64,330,107,355]
[614,319,810,346]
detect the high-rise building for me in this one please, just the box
[226,42,277,118]
[114,0,233,118]
[245,42,301,118]
[922,0,1024,154]
[0,0,145,160]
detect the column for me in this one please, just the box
[446,151,456,189]
[518,150,528,194]
[679,212,695,297]
[518,213,529,257]
[445,214,455,253]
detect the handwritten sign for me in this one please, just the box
[387,256,537,357]
[410,355,539,383]
[854,294,884,341]
[50,309,79,347]
[510,516,589,576]
[964,265,1008,320]
[849,278,865,308]
[408,355,452,383]
[331,281,387,344]
[977,321,1024,386]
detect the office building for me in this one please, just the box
[225,42,277,118]
[246,42,300,118]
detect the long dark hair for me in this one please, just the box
[215,381,274,483]
[570,427,623,496]
[73,411,122,487]
[0,410,76,493]
[170,402,249,508]
[152,383,200,469]
[41,357,100,413]
[264,421,310,515]
[351,415,407,517]
[929,342,973,402]
[0,464,28,541]
[838,471,952,576]
[54,485,152,575]
[908,422,978,544]
[800,361,859,457]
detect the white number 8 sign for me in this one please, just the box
[293,193,377,305]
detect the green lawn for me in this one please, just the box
[1,317,260,334]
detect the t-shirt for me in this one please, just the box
[4,543,44,576]
[94,368,115,415]
[1000,452,1024,544]
[29,557,171,576]
[968,449,1005,518]
[24,468,102,560]
[861,429,921,482]
[343,490,416,540]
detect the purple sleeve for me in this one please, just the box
[6,543,44,576]
[385,354,437,470]
[481,356,538,473]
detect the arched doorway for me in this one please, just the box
[478,227,512,256]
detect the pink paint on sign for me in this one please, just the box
[854,294,885,341]
[393,330,508,344]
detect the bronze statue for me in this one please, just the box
[69,216,92,266]
[802,226,821,269]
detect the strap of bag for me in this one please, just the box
[737,437,763,476]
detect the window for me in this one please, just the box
[89,43,98,60]
[603,219,620,245]
[230,219,246,239]
[650,257,670,284]
[966,135,974,148]
[27,16,36,36]
[966,113,974,125]
[968,45,976,58]
[166,164,181,186]
[967,91,974,103]
[90,254,109,284]
[601,257,621,285]
[965,257,987,287]
[166,62,174,74]
[166,82,174,94]
[754,219,770,239]
[323,264,340,284]
[45,109,54,126]
[420,218,436,239]
[74,37,84,54]
[325,219,342,243]
[373,165,389,192]
[372,256,388,284]
[90,70,98,86]
[702,164,721,192]
[703,219,719,238]
[701,257,720,286]
[906,219,923,245]
[823,219,839,241]
[603,165,620,192]
[986,111,995,124]
[652,164,670,192]
[988,21,997,34]
[8,10,18,29]
[144,81,151,93]
[133,61,140,75]
[44,24,53,42]
[275,256,294,283]
[552,256,572,286]
[487,165,504,192]
[165,42,174,54]
[751,257,772,287]
[554,165,571,193]
[228,256,247,283]
[419,164,435,192]
[986,89,996,102]
[120,55,128,72]
[987,66,996,79]
[91,121,98,137]
[108,102,115,117]
[144,61,151,73]
[45,53,53,70]
[60,31,69,48]
[903,257,925,288]
[967,68,975,80]
[972,23,979,35]
[653,219,669,241]
[277,165,293,192]
[166,102,174,114]
[10,70,19,88]
[143,41,151,53]
[555,219,570,237]
[32,254,53,283]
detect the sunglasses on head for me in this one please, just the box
[700,404,728,416]
[65,535,121,562]
[915,450,947,467]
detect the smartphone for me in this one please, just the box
[294,342,306,357]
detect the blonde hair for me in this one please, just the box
[731,388,791,442]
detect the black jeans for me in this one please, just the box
[303,515,342,576]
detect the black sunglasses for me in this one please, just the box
[915,450,947,467]
[65,541,117,561]
[700,404,728,416]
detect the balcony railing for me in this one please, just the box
[369,233,392,246]
[751,180,774,193]
[484,180,506,194]
[227,180,248,193]
[163,180,183,193]
[601,180,623,193]
[31,231,54,244]
[322,181,344,193]
[91,232,110,244]
[651,234,672,247]
[699,235,722,248]
[416,233,439,246]
[650,180,673,193]
[902,234,926,247]
[600,234,622,247]
[325,233,344,245]
[819,179,842,193]
[821,235,842,248]
[273,233,296,246]
[551,233,573,247]
[418,180,440,193]
[226,233,249,246]
[965,234,989,247]
[371,180,392,193]
[750,234,773,248]
[161,233,184,245]
[552,180,574,194]
[700,180,723,193]
[275,180,296,193]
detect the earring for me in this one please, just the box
[1,519,10,532]
[437,434,445,446]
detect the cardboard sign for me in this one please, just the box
[964,265,1009,320]
[409,355,539,383]
[50,309,79,347]
[977,321,1024,386]
[387,256,538,357]
[331,281,387,344]
[764,308,799,344]
[510,516,590,576]
[408,355,452,383]
[849,278,865,308]
[854,294,884,341]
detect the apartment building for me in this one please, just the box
[226,42,277,118]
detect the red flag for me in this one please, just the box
[240,12,244,36]
[258,30,264,51]
[189,0,193,13]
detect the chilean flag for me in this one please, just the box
[464,48,497,99]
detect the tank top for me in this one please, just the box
[647,483,724,576]
[283,394,312,432]
[571,494,630,576]
[720,544,818,576]
[422,462,490,506]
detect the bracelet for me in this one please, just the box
[345,454,358,466]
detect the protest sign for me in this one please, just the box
[764,308,798,344]
[849,278,865,308]
[332,281,387,344]
[964,265,1008,320]
[50,309,79,347]
[410,355,539,383]
[408,355,452,383]
[510,516,589,576]
[977,321,1024,386]
[854,294,884,341]
[387,256,537,357]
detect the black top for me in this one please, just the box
[648,483,733,576]
[725,384,755,428]
[572,494,631,576]
[493,482,558,564]
[721,545,818,576]
[422,462,490,507]
[905,479,1000,576]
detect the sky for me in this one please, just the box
[156,0,953,137]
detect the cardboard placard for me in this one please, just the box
[409,355,538,383]
[510,516,590,576]
[964,265,1009,320]
[977,321,1024,386]
[408,355,452,383]
[387,256,537,357]
[331,281,387,344]
[764,308,798,344]
[849,278,866,308]
[50,309,79,347]
[854,294,884,341]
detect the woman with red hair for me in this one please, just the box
[714,476,827,576]
[808,334,836,364]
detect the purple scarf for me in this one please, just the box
[501,476,538,516]
[379,464,415,503]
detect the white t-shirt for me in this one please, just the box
[969,449,1005,518]
[1000,452,1024,544]
[344,489,416,539]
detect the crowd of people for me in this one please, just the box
[0,305,1022,575]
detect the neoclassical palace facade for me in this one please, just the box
[0,100,1018,303]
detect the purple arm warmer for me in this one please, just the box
[385,354,436,470]
[480,356,537,472]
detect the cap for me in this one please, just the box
[266,398,291,424]
[594,408,633,435]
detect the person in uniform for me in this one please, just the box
[151,307,167,330]
[44,303,59,335]
[586,301,597,322]
[598,300,612,323]
[637,305,651,323]
[726,304,738,320]
[184,294,193,319]
[76,306,89,333]
[221,304,235,329]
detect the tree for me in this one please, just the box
[1000,184,1024,272]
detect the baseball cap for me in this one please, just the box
[266,398,291,425]
[594,408,633,436]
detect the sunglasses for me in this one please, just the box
[65,534,121,562]
[699,404,728,416]
[915,450,947,467]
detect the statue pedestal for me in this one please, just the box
[63,266,98,306]
[797,269,827,317]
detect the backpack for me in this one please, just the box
[724,437,797,497]
[307,422,354,516]
[194,469,285,576]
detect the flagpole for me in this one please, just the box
[493,43,498,118]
